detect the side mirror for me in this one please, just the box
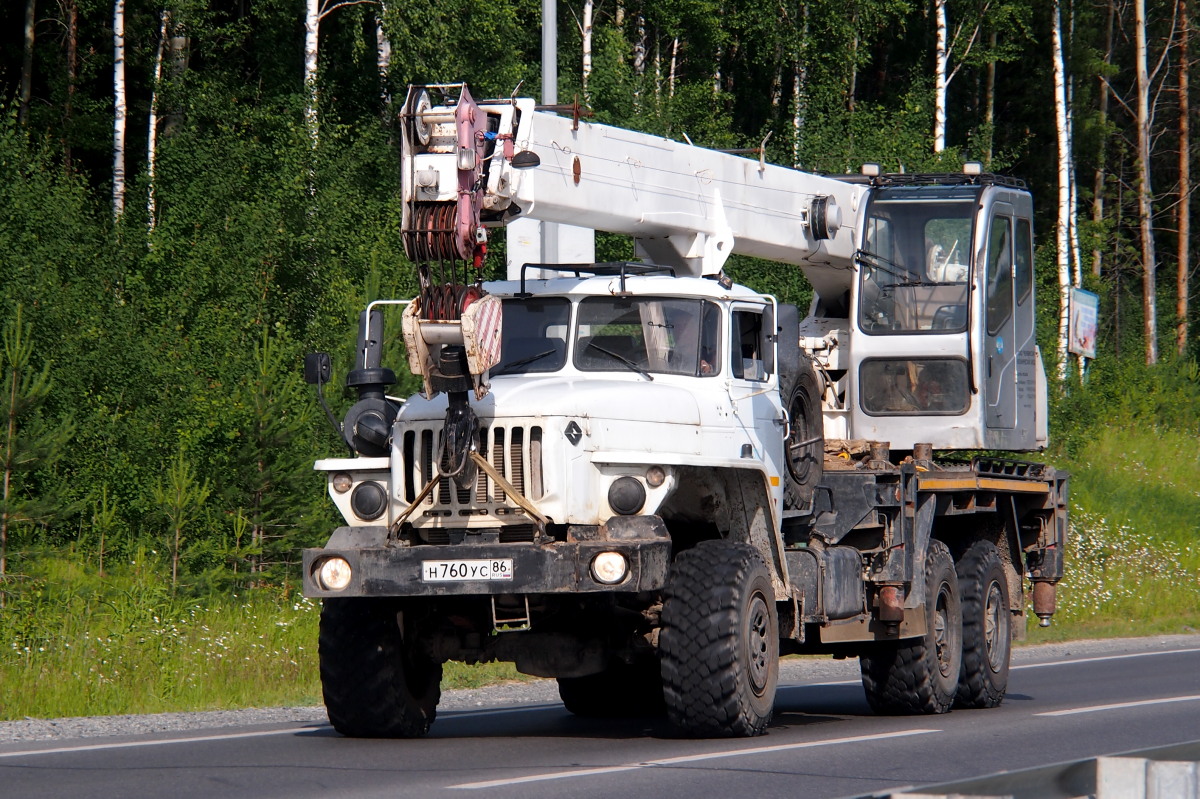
[304,352,332,385]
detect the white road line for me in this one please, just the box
[1035,693,1200,717]
[0,726,308,759]
[1012,647,1200,671]
[448,728,939,790]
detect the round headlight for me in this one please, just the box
[318,557,353,591]
[645,466,666,487]
[607,476,646,515]
[331,472,353,494]
[591,552,628,585]
[350,481,387,521]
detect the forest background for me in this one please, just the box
[1,0,1199,720]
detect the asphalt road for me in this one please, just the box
[4,636,1200,799]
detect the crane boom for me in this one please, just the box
[400,85,864,301]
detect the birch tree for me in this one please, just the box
[304,0,378,148]
[581,0,595,106]
[375,2,391,115]
[932,0,988,153]
[1135,0,1159,365]
[112,0,127,220]
[1052,0,1073,379]
[147,10,170,235]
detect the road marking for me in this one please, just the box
[1035,693,1200,717]
[448,728,939,789]
[0,726,309,759]
[1012,646,1200,671]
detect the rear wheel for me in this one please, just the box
[557,656,666,717]
[955,540,1011,708]
[860,539,961,715]
[660,540,779,737]
[319,598,442,737]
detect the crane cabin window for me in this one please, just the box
[858,187,977,335]
[491,297,571,375]
[575,297,720,377]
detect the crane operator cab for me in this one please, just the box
[846,175,1047,452]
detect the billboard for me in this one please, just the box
[1069,288,1099,359]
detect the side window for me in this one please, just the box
[986,215,1014,335]
[731,311,766,381]
[1015,219,1033,304]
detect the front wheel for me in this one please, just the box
[955,540,1011,708]
[660,540,779,737]
[319,598,442,738]
[860,539,962,715]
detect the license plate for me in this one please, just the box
[421,559,514,582]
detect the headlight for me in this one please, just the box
[591,552,628,585]
[608,476,646,515]
[317,557,353,591]
[350,481,387,521]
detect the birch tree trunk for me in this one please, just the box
[1179,0,1191,356]
[632,12,646,110]
[304,0,320,148]
[1052,0,1072,380]
[669,37,678,98]
[19,0,35,127]
[1135,0,1159,365]
[147,10,170,236]
[793,4,809,169]
[1093,0,1114,277]
[112,0,127,221]
[376,2,391,115]
[934,0,948,152]
[581,0,593,106]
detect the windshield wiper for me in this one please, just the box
[493,348,556,375]
[855,249,916,284]
[585,342,654,381]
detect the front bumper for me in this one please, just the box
[302,536,672,598]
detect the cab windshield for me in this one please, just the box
[858,187,978,334]
[491,297,571,375]
[574,297,720,377]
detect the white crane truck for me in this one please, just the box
[301,84,1068,739]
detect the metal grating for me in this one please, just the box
[401,423,544,539]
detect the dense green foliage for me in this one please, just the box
[0,0,1196,718]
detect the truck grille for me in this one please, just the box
[400,423,544,533]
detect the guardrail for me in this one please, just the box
[856,739,1200,799]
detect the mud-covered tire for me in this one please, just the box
[319,598,442,738]
[557,656,666,718]
[783,361,824,510]
[860,539,961,715]
[660,540,779,737]
[955,540,1011,709]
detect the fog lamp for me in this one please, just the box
[318,557,353,591]
[591,552,628,585]
[331,472,353,494]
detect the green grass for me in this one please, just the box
[1025,424,1200,642]
[4,424,1198,721]
[0,550,531,721]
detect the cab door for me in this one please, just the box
[984,204,1017,429]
